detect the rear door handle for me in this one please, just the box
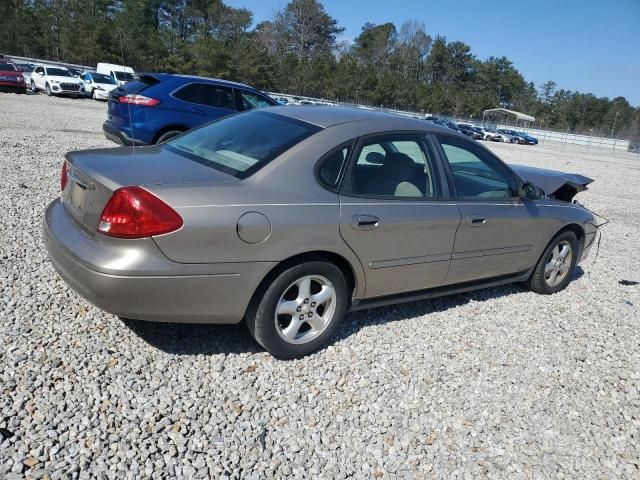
[351,214,380,230]
[467,215,487,226]
[191,108,206,115]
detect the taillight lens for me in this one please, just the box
[98,186,183,239]
[61,161,68,191]
[118,94,160,107]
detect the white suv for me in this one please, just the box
[30,65,83,97]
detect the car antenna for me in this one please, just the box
[119,30,135,157]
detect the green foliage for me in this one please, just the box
[0,0,637,139]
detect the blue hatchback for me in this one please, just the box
[103,74,278,145]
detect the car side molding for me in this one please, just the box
[349,269,532,312]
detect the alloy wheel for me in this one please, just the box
[544,240,573,287]
[274,275,337,345]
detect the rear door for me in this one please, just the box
[172,82,236,124]
[338,133,461,298]
[433,134,543,284]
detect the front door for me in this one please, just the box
[339,134,461,298]
[433,134,543,284]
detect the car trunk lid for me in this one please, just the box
[62,145,238,235]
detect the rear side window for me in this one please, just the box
[173,83,235,110]
[197,84,235,109]
[173,83,200,102]
[317,146,351,190]
[166,111,321,179]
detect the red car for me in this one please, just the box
[0,62,27,94]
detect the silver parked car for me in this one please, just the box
[44,107,598,358]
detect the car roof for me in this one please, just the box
[267,105,454,133]
[172,74,252,89]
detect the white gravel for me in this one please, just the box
[1,92,639,479]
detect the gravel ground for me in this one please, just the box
[1,92,639,479]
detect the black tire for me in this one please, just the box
[45,83,52,96]
[155,130,183,144]
[527,230,579,294]
[246,261,349,359]
[31,80,37,93]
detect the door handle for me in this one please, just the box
[351,214,380,230]
[467,215,487,226]
[191,108,205,114]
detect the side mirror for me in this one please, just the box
[522,182,545,200]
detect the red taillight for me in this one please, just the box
[118,94,160,107]
[98,187,183,239]
[61,161,68,191]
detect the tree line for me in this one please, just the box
[1,0,638,141]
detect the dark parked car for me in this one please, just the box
[458,124,483,140]
[45,107,597,358]
[500,129,538,145]
[103,74,278,145]
[427,117,461,132]
[0,62,27,94]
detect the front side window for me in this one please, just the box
[166,111,321,178]
[437,135,518,199]
[350,136,441,198]
[239,90,275,110]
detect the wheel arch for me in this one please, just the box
[556,223,585,249]
[244,250,362,320]
[152,125,188,144]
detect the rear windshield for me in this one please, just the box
[166,111,321,179]
[1,64,17,72]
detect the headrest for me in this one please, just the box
[381,153,415,181]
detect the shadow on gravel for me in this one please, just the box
[122,267,584,356]
[121,318,260,356]
[335,266,585,342]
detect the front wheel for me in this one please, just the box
[31,80,37,92]
[45,83,52,96]
[527,231,579,294]
[246,261,349,358]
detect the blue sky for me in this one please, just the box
[227,0,640,106]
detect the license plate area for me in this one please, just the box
[64,181,86,219]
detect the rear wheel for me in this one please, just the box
[246,261,349,359]
[527,231,579,294]
[156,130,183,144]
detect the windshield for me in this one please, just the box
[166,111,321,178]
[0,63,17,72]
[46,67,71,77]
[92,73,116,84]
[114,71,134,81]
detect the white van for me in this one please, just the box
[96,63,135,86]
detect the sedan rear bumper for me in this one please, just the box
[43,199,276,324]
